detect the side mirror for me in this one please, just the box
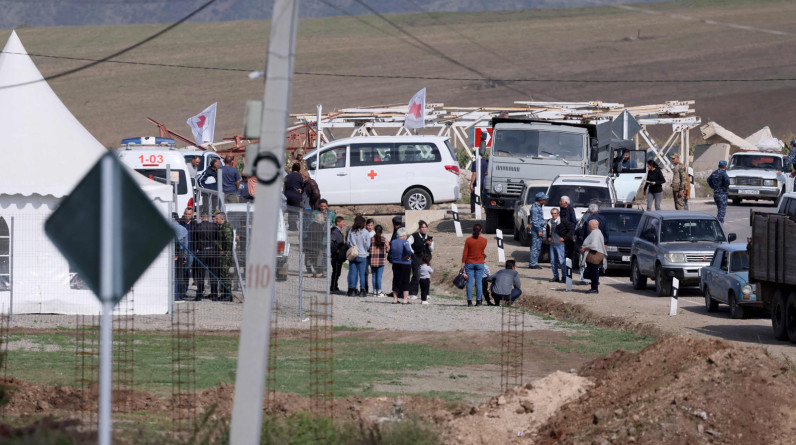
[727,233,737,243]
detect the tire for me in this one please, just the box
[704,286,718,312]
[513,226,520,241]
[485,208,499,234]
[631,259,647,290]
[519,225,530,246]
[732,197,741,205]
[771,290,788,341]
[655,264,672,297]
[402,188,431,210]
[786,291,796,343]
[728,291,744,319]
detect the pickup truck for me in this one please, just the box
[727,152,793,206]
[748,211,796,342]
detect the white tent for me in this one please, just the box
[0,31,173,315]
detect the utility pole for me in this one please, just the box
[229,0,299,443]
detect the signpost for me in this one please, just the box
[670,277,680,316]
[496,229,506,263]
[45,152,173,445]
[451,203,463,237]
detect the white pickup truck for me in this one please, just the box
[727,152,793,206]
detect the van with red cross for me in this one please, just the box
[303,136,461,210]
[116,137,195,213]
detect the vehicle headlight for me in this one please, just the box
[494,183,504,193]
[742,284,753,296]
[764,179,777,187]
[664,253,686,263]
[729,177,736,185]
[605,245,618,252]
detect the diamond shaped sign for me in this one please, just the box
[45,152,174,305]
[611,110,642,140]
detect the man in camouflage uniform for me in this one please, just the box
[212,210,235,301]
[670,152,688,210]
[285,148,307,173]
[784,140,796,190]
[708,160,730,224]
[529,192,547,269]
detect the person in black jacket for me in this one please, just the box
[545,208,573,283]
[643,160,665,211]
[329,216,346,293]
[192,212,218,301]
[408,220,433,298]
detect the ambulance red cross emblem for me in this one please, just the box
[367,170,378,180]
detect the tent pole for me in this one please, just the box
[8,217,13,322]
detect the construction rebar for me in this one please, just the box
[74,314,99,428]
[265,297,278,408]
[171,301,197,435]
[0,308,9,420]
[112,297,135,413]
[500,303,524,392]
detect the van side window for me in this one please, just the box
[351,143,393,167]
[719,250,729,271]
[396,144,440,163]
[712,250,723,269]
[136,169,188,194]
[319,147,346,169]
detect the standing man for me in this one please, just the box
[784,140,796,190]
[186,156,200,181]
[708,160,730,224]
[529,192,547,270]
[213,210,234,301]
[192,212,217,301]
[172,213,189,302]
[670,153,688,210]
[179,207,196,297]
[546,208,572,283]
[221,155,242,204]
[559,195,577,265]
[198,158,221,210]
[470,136,488,214]
[329,216,346,294]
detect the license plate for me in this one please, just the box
[740,189,760,195]
[621,256,631,262]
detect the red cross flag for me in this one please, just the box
[187,102,218,145]
[404,88,426,130]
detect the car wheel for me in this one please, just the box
[402,188,431,210]
[513,225,520,241]
[704,286,718,312]
[518,225,530,246]
[786,291,796,343]
[728,291,744,319]
[655,264,672,297]
[772,290,788,340]
[631,259,647,290]
[731,197,741,205]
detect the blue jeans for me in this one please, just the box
[550,244,566,280]
[465,263,485,301]
[347,256,367,290]
[371,265,384,292]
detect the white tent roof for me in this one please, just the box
[0,31,171,201]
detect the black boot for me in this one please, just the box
[475,300,482,307]
[347,289,354,297]
[467,300,473,307]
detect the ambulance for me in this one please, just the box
[117,137,195,213]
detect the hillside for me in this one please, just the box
[1,0,794,148]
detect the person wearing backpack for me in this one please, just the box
[708,160,730,223]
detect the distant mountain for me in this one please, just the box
[0,0,666,28]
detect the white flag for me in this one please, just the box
[404,88,426,129]
[187,103,218,144]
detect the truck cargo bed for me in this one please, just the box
[749,211,796,286]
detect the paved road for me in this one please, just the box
[687,197,778,242]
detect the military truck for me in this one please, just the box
[482,118,614,233]
[748,211,796,342]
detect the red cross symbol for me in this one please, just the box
[367,170,378,180]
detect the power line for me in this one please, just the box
[4,49,795,84]
[0,0,218,90]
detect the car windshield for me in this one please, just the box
[730,251,749,272]
[604,212,642,233]
[547,184,610,208]
[525,187,549,204]
[729,155,782,171]
[492,129,583,160]
[660,219,726,243]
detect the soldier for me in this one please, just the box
[670,152,688,210]
[213,210,235,301]
[708,160,730,224]
[285,148,307,173]
[784,140,796,190]
[192,212,218,301]
[529,192,547,269]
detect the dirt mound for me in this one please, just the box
[536,337,796,444]
[442,371,593,444]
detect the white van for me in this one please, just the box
[117,137,195,213]
[303,136,461,210]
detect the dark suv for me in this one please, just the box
[630,211,736,297]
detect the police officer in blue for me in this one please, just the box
[784,140,796,189]
[529,192,547,269]
[708,160,730,224]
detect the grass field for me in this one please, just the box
[1,0,793,148]
[5,322,654,400]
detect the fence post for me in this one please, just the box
[298,208,304,319]
[167,165,174,319]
